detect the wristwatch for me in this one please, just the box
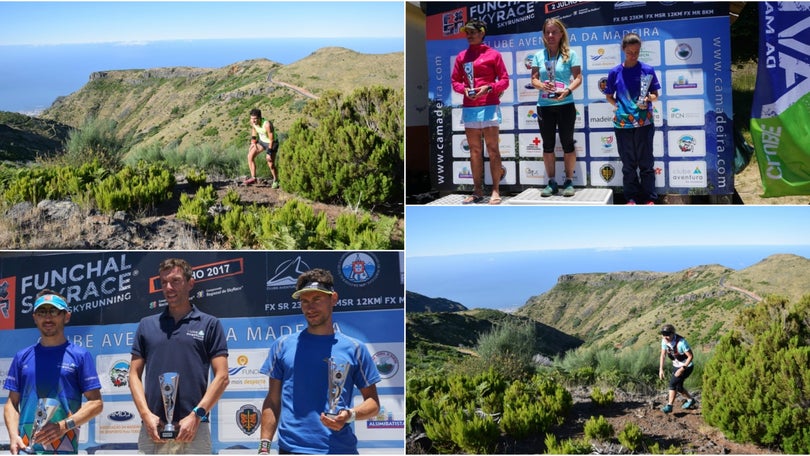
[193,406,208,422]
[343,408,356,423]
[64,418,76,431]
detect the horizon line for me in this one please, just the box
[407,245,810,260]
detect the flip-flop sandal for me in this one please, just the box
[489,196,502,205]
[462,195,484,205]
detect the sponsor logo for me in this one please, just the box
[672,75,698,89]
[526,109,539,121]
[458,166,473,179]
[0,278,15,326]
[674,43,693,60]
[678,135,697,153]
[598,76,609,95]
[460,139,470,153]
[367,406,404,429]
[108,411,134,422]
[187,329,205,341]
[600,164,616,182]
[590,48,607,62]
[524,167,543,178]
[109,360,130,388]
[600,135,615,150]
[339,253,379,287]
[229,354,250,376]
[236,404,261,436]
[373,351,400,379]
[523,55,534,70]
[266,257,311,291]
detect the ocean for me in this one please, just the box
[0,37,403,114]
[406,245,810,312]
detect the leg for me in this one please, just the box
[637,124,657,203]
[464,128,485,198]
[482,125,502,203]
[247,143,262,179]
[615,128,641,203]
[266,151,278,181]
[537,109,559,196]
[559,104,578,181]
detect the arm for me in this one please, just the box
[490,53,510,95]
[264,121,275,149]
[37,389,104,444]
[658,347,667,379]
[450,55,467,95]
[530,67,544,89]
[562,65,582,98]
[320,383,380,431]
[259,378,282,452]
[128,355,164,442]
[4,391,23,454]
[674,349,694,377]
[177,354,230,442]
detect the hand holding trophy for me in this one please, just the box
[324,358,351,419]
[637,74,653,109]
[159,372,179,439]
[544,60,558,99]
[21,398,60,454]
[463,62,476,97]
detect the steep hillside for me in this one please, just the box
[406,291,468,313]
[515,254,810,352]
[0,112,72,160]
[37,48,402,152]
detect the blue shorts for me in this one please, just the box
[462,105,502,129]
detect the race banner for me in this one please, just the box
[0,251,404,454]
[751,1,810,197]
[427,2,735,197]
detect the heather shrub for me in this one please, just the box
[590,386,615,406]
[702,295,810,453]
[62,117,126,169]
[584,415,614,441]
[544,433,592,454]
[279,86,402,208]
[618,422,644,452]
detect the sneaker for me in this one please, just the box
[682,399,695,409]
[626,199,637,205]
[243,177,257,185]
[562,180,575,197]
[662,404,673,413]
[645,201,655,205]
[541,181,558,197]
[271,181,279,189]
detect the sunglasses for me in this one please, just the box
[35,308,65,317]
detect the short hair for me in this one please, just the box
[622,33,642,49]
[36,288,66,301]
[158,258,194,281]
[296,268,334,291]
[249,108,262,118]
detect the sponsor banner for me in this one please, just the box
[426,2,734,195]
[0,252,404,454]
[751,2,810,197]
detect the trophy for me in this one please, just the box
[22,398,60,454]
[159,372,179,439]
[325,358,351,418]
[637,74,653,109]
[544,60,558,99]
[463,62,476,97]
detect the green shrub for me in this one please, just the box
[590,387,615,406]
[449,408,500,454]
[501,375,572,439]
[62,117,126,170]
[584,415,614,442]
[279,86,402,208]
[702,295,810,453]
[618,422,644,451]
[544,433,592,454]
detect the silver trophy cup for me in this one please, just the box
[22,398,60,454]
[544,60,558,99]
[159,372,179,439]
[463,62,476,97]
[637,74,653,109]
[325,358,351,418]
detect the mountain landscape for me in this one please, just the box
[407,254,810,454]
[0,47,402,157]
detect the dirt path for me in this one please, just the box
[267,74,319,100]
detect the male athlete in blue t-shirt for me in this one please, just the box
[258,269,381,454]
[3,291,103,454]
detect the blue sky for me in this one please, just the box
[0,2,404,45]
[406,206,810,258]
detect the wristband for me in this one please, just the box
[258,439,272,454]
[65,418,76,431]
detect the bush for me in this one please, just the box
[449,409,500,454]
[618,422,644,452]
[584,415,614,442]
[544,433,592,454]
[501,375,572,439]
[702,295,810,453]
[279,86,403,208]
[590,387,615,406]
[62,117,126,170]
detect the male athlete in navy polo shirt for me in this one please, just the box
[129,258,229,454]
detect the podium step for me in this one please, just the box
[425,188,613,206]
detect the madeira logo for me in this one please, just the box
[237,404,261,436]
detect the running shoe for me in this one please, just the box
[682,399,695,409]
[662,404,673,413]
[271,180,279,189]
[243,177,257,185]
[541,181,558,197]
[562,179,575,197]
